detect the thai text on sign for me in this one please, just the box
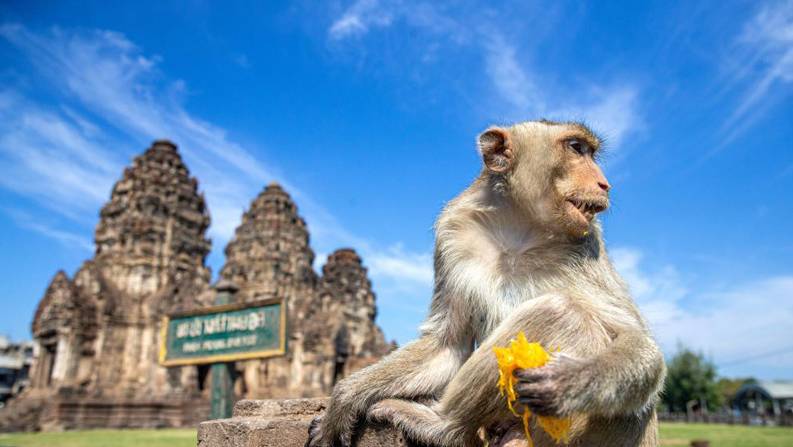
[159,298,286,366]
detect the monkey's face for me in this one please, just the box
[550,130,610,237]
[478,121,610,238]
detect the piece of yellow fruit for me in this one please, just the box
[493,333,572,446]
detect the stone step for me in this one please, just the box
[232,398,328,418]
[198,417,313,447]
[198,398,416,447]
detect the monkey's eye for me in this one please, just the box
[566,139,590,156]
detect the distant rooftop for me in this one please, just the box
[758,381,793,399]
[0,354,23,369]
[737,380,793,400]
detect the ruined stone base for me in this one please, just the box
[0,392,209,432]
[41,396,209,431]
[198,398,417,447]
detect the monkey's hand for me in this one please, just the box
[306,415,327,447]
[306,411,354,447]
[305,403,354,447]
[513,353,583,417]
[306,379,368,447]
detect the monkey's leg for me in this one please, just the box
[311,334,470,446]
[369,294,578,447]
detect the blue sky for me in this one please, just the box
[1,1,792,380]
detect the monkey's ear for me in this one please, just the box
[478,127,514,173]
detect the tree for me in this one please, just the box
[662,347,721,412]
[716,377,756,408]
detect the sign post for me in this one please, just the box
[158,280,287,420]
[210,280,236,420]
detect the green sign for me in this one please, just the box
[159,298,286,366]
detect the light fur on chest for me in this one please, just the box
[442,224,558,333]
[442,220,635,344]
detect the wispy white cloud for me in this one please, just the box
[5,208,93,252]
[328,1,467,42]
[325,2,643,153]
[580,88,643,151]
[611,247,690,331]
[329,0,395,40]
[476,29,643,152]
[719,0,793,147]
[612,247,793,379]
[0,90,121,221]
[546,86,643,151]
[364,244,434,336]
[367,244,433,287]
[482,34,541,111]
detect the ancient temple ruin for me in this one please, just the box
[1,141,392,431]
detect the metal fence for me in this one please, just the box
[658,411,793,427]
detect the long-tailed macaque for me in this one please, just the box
[308,120,666,447]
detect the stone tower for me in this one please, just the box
[15,140,214,430]
[219,183,322,398]
[311,249,392,386]
[93,139,211,296]
[217,185,393,399]
[86,140,213,395]
[220,182,317,307]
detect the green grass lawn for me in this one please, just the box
[0,429,195,447]
[660,422,793,447]
[0,424,792,447]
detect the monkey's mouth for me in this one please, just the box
[566,198,607,222]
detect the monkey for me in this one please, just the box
[307,120,666,447]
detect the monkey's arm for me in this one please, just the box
[310,333,470,446]
[517,328,665,417]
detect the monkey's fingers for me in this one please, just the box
[305,416,326,447]
[515,382,554,398]
[520,398,558,416]
[306,415,351,447]
[513,367,553,382]
[516,382,560,416]
[309,415,323,429]
[518,399,551,411]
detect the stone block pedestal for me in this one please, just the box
[197,398,414,447]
